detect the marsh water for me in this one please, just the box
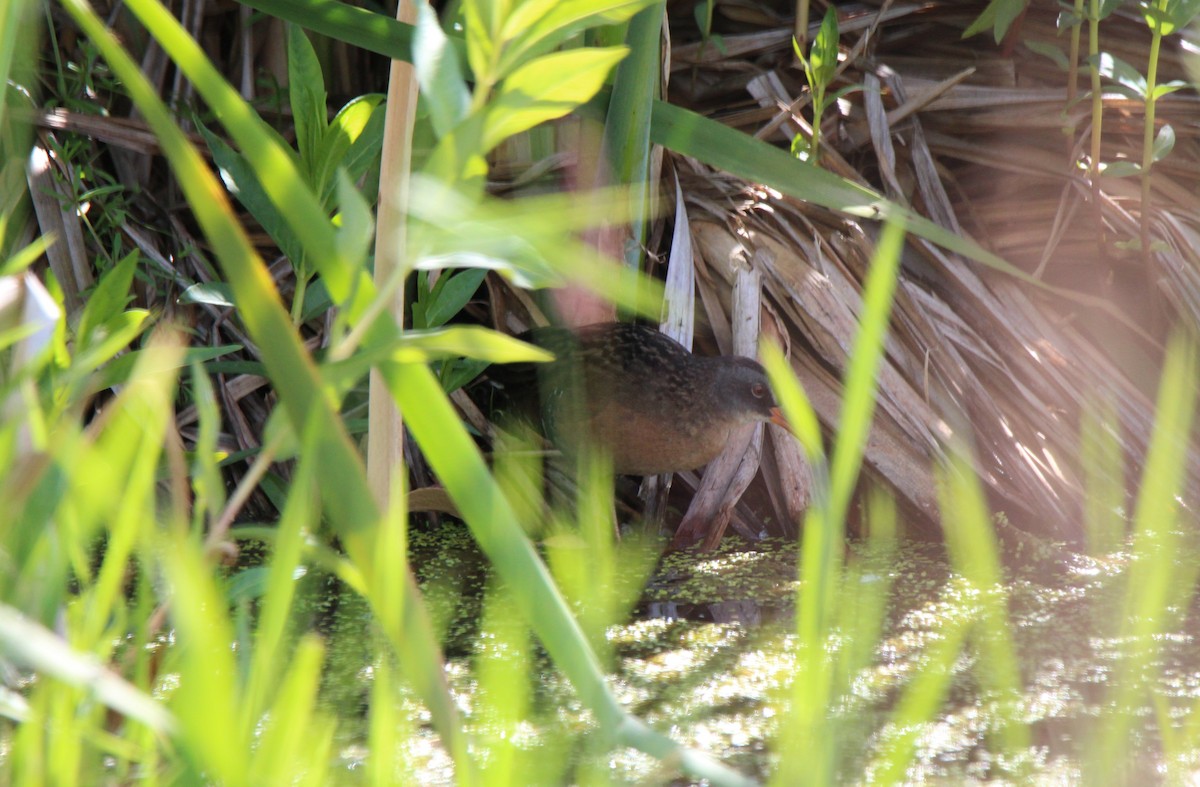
[314,524,1200,783]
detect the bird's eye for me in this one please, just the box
[751,383,766,398]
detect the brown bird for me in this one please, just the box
[488,322,788,475]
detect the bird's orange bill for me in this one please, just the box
[768,406,793,433]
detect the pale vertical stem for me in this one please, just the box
[368,0,419,507]
[796,0,810,50]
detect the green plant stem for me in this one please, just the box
[1087,0,1102,181]
[291,271,308,325]
[1086,0,1105,257]
[1140,21,1163,260]
[1066,0,1084,159]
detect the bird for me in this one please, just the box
[486,322,789,475]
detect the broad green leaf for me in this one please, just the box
[288,24,328,176]
[1056,8,1083,29]
[315,93,385,204]
[499,0,562,44]
[1170,0,1200,28]
[423,113,490,191]
[484,47,629,150]
[498,0,654,79]
[1153,123,1176,162]
[414,249,558,289]
[300,277,334,322]
[463,0,504,85]
[648,99,887,217]
[1141,3,1177,34]
[1098,160,1141,178]
[1094,52,1147,98]
[413,1,470,137]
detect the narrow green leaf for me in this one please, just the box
[694,0,714,37]
[602,4,662,270]
[811,7,839,86]
[238,0,416,62]
[74,310,151,373]
[179,281,235,307]
[288,24,328,173]
[1025,40,1069,71]
[77,251,139,347]
[419,269,488,329]
[0,236,53,278]
[828,217,905,530]
[334,170,374,270]
[761,342,824,464]
[1152,80,1188,100]
[93,344,243,392]
[198,120,305,271]
[57,5,474,770]
[0,604,175,734]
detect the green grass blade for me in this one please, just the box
[58,0,472,773]
[601,3,663,269]
[384,360,757,787]
[238,0,415,62]
[1094,331,1198,779]
[0,604,174,736]
[122,0,377,323]
[828,219,905,530]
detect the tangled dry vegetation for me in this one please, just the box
[31,1,1200,546]
[653,0,1200,545]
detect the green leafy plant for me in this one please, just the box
[1132,0,1200,254]
[963,0,1030,42]
[791,7,856,165]
[200,24,385,325]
